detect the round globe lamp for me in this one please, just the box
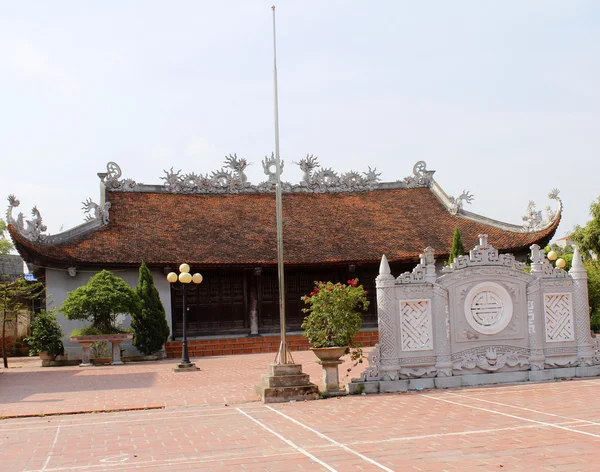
[547,251,558,261]
[556,258,567,269]
[192,273,203,284]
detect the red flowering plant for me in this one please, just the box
[300,278,369,358]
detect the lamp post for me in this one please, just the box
[167,263,203,368]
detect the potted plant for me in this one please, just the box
[27,309,65,361]
[301,278,369,393]
[61,270,140,365]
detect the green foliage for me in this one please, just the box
[60,270,141,333]
[586,261,600,332]
[69,326,104,336]
[132,262,169,355]
[0,276,44,367]
[301,279,369,349]
[570,196,600,259]
[448,228,466,265]
[0,219,14,255]
[27,309,64,357]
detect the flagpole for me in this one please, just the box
[272,5,292,365]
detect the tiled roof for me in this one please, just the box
[9,188,559,267]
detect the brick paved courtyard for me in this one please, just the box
[2,352,600,471]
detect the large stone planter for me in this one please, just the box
[311,346,348,395]
[70,334,133,367]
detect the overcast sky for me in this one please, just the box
[1,1,599,243]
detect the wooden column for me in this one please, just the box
[248,267,261,336]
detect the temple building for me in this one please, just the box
[7,157,561,358]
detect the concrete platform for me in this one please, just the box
[347,366,600,394]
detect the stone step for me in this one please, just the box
[267,363,304,376]
[255,384,319,404]
[261,373,312,388]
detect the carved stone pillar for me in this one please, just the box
[433,285,452,376]
[570,247,595,366]
[376,255,397,376]
[526,280,545,370]
[248,267,261,336]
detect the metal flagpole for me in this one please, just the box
[272,5,293,365]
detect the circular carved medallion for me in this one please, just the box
[464,282,513,335]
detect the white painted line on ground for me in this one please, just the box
[236,407,338,472]
[446,391,600,426]
[423,394,600,439]
[265,405,395,472]
[345,420,586,445]
[40,425,61,471]
[29,450,310,472]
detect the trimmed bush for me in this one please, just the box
[132,262,170,355]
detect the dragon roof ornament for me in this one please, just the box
[6,195,48,242]
[521,189,562,232]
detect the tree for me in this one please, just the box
[0,276,43,368]
[448,227,466,265]
[133,262,170,355]
[61,270,140,333]
[570,196,600,259]
[586,261,600,332]
[0,219,14,255]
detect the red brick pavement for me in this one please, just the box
[3,353,600,471]
[0,350,368,418]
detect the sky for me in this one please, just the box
[1,1,599,242]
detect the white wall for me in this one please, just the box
[46,267,172,359]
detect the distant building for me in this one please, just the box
[7,159,562,357]
[0,254,24,282]
[553,236,573,249]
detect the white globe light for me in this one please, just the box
[179,272,192,283]
[166,272,178,283]
[179,263,190,273]
[556,258,567,269]
[192,273,203,284]
[547,251,558,261]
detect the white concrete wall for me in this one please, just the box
[46,267,172,359]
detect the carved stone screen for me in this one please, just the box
[360,236,597,390]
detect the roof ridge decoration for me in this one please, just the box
[6,195,47,242]
[442,234,527,273]
[521,188,562,232]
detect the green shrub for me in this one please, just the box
[301,279,369,349]
[132,262,170,355]
[27,309,65,357]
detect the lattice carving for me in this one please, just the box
[544,293,574,342]
[400,300,433,351]
[377,287,397,358]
